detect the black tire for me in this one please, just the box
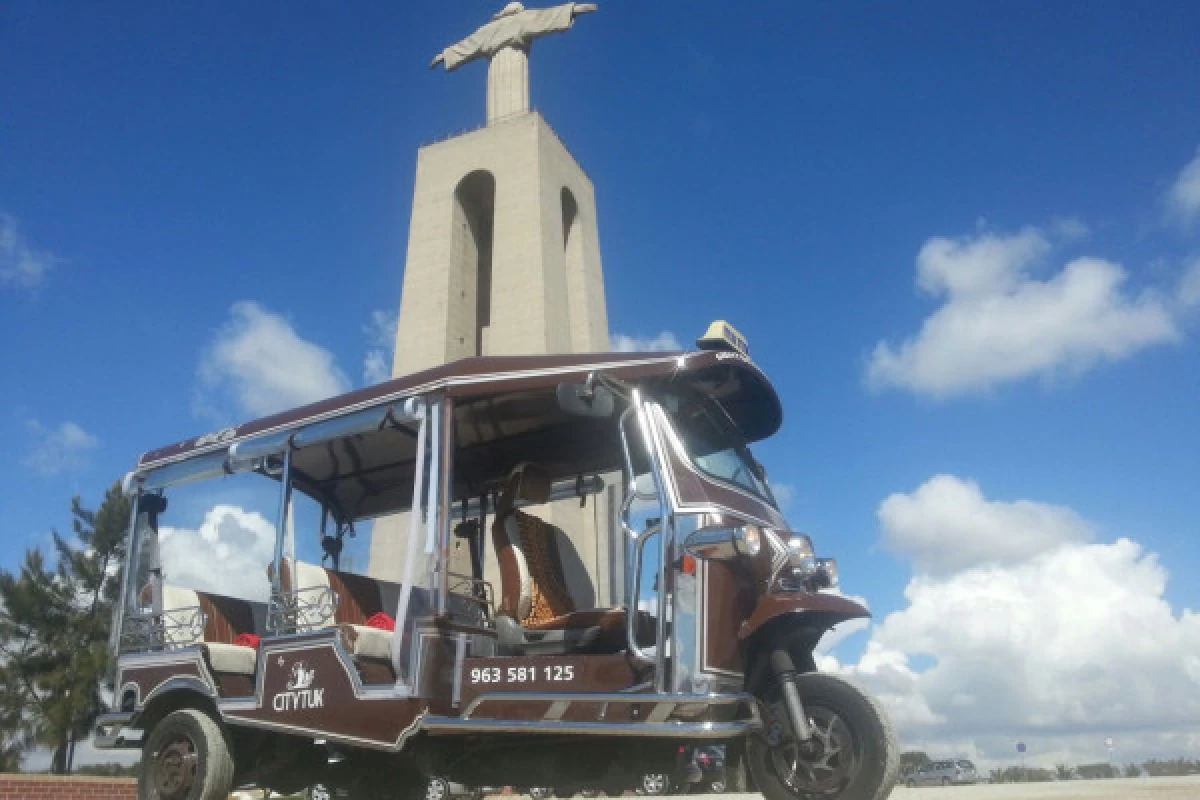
[747,672,898,800]
[138,708,234,800]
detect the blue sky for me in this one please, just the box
[4,1,1200,766]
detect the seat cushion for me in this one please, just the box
[201,642,258,675]
[525,608,656,651]
[525,608,626,632]
[339,624,394,661]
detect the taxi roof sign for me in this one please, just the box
[697,320,750,358]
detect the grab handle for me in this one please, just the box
[626,523,660,663]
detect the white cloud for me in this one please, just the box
[611,331,682,352]
[24,419,100,476]
[867,226,1180,397]
[878,475,1091,576]
[160,504,277,602]
[1180,257,1200,308]
[0,213,54,290]
[1166,147,1200,228]
[1051,217,1090,242]
[829,476,1200,768]
[362,309,398,385]
[198,301,350,419]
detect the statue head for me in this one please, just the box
[494,2,525,19]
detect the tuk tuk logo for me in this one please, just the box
[273,660,324,712]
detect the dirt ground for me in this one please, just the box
[700,776,1200,800]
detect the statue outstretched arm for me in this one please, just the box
[574,3,598,13]
[430,52,445,69]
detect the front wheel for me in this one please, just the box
[138,708,235,800]
[747,672,898,800]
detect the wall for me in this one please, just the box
[0,774,136,800]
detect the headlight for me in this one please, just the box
[734,525,762,557]
[786,534,817,577]
[815,557,839,589]
[684,524,761,560]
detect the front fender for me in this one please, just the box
[739,593,870,686]
[739,592,870,642]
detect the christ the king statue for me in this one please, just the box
[431,2,597,124]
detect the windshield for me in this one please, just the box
[664,391,775,506]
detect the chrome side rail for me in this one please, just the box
[267,585,339,635]
[424,691,760,739]
[119,606,206,653]
[422,717,757,739]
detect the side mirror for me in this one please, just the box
[556,383,615,418]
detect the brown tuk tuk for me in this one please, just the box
[97,323,897,800]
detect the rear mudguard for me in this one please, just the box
[739,592,870,688]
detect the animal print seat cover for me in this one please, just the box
[504,509,576,625]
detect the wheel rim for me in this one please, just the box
[643,774,666,794]
[312,786,331,800]
[762,698,859,796]
[153,734,198,800]
[711,781,725,792]
[428,779,448,800]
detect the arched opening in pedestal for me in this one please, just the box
[454,170,496,357]
[561,187,589,352]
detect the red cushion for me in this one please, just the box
[233,633,261,648]
[366,612,395,631]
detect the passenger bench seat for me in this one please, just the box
[155,583,259,678]
[271,558,400,679]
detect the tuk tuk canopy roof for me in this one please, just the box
[132,350,783,513]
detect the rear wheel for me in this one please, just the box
[138,708,234,800]
[747,672,897,800]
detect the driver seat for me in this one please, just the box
[492,463,652,655]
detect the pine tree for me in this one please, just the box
[0,483,130,773]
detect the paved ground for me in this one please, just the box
[700,776,1200,800]
[235,776,1200,799]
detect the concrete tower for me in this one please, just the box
[392,112,609,376]
[369,4,618,606]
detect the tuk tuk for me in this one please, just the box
[96,322,898,800]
